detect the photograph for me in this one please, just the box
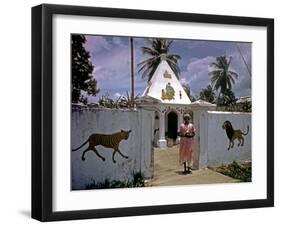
[31,4,274,221]
[71,34,252,191]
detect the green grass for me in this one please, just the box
[215,161,252,182]
[85,172,145,189]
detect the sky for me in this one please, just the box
[82,35,251,103]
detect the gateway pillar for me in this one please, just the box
[157,111,167,149]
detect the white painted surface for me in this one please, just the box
[187,100,216,169]
[157,111,167,148]
[200,111,252,167]
[142,60,191,104]
[71,107,154,189]
[53,8,267,213]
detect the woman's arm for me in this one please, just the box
[177,125,185,137]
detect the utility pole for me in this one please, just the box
[130,37,135,109]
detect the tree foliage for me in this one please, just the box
[72,34,99,103]
[98,92,140,109]
[238,101,251,112]
[217,88,237,107]
[199,85,216,103]
[208,55,238,95]
[182,83,196,102]
[138,38,181,81]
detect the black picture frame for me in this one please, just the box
[32,4,274,222]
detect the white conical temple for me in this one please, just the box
[142,60,191,104]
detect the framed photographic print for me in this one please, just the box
[31,4,274,221]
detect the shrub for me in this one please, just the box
[215,161,252,182]
[85,171,145,189]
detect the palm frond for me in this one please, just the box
[210,62,221,68]
[137,38,181,81]
[141,47,159,56]
[228,74,236,85]
[208,70,223,76]
[165,40,173,51]
[229,71,238,79]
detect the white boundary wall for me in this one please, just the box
[199,111,252,168]
[71,107,154,190]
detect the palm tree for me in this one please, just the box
[138,38,181,81]
[208,56,238,101]
[199,84,216,103]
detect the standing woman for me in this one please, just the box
[178,113,196,174]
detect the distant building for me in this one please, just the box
[137,59,193,148]
[137,58,217,148]
[236,96,251,104]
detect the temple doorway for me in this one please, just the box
[167,111,178,140]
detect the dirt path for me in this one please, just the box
[150,146,239,187]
